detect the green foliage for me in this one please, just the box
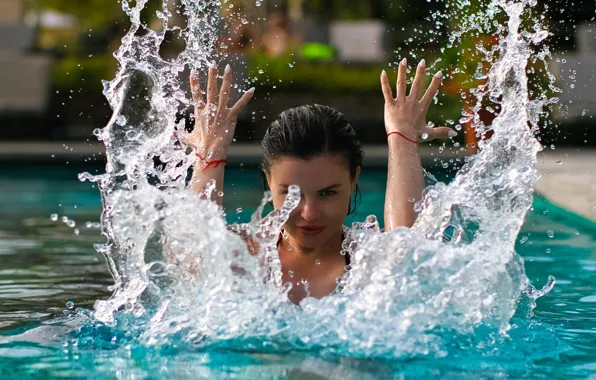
[248,54,387,92]
[247,54,462,123]
[52,54,115,91]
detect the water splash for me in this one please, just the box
[79,0,556,358]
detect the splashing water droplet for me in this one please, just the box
[78,0,557,357]
[50,214,58,222]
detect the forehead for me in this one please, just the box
[268,155,351,188]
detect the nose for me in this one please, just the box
[299,196,320,221]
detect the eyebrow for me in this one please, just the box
[279,184,342,191]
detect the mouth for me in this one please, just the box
[296,226,325,236]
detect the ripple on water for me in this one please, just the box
[579,295,596,303]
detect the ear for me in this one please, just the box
[351,166,361,192]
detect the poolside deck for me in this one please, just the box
[536,149,596,222]
[1,142,594,222]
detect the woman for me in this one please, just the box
[184,59,456,304]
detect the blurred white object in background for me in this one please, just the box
[550,23,596,121]
[0,0,51,114]
[330,20,386,62]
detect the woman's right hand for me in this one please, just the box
[184,64,254,160]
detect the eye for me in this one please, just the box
[319,189,337,197]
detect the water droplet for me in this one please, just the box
[66,301,74,309]
[50,214,58,222]
[67,220,76,228]
[421,133,429,140]
[74,228,80,236]
[288,63,294,68]
[555,160,562,164]
[258,69,264,74]
[236,207,243,214]
[315,259,321,265]
[255,0,261,6]
[288,270,294,278]
[547,230,554,238]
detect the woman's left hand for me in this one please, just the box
[380,58,457,142]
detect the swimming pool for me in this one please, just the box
[0,165,595,378]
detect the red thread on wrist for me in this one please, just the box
[196,152,227,170]
[387,131,418,144]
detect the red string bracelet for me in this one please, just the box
[387,131,418,144]
[196,152,227,170]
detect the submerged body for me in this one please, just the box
[184,60,455,304]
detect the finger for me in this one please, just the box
[206,64,218,106]
[380,70,393,103]
[420,71,443,110]
[428,126,458,140]
[409,59,426,99]
[229,87,255,116]
[218,64,233,110]
[189,69,203,103]
[396,58,407,99]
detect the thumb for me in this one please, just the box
[429,127,458,140]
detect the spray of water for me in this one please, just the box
[78,0,555,358]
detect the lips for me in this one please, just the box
[297,226,325,235]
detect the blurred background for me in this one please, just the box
[0,0,594,148]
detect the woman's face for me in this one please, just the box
[267,154,360,249]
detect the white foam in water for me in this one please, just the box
[79,0,556,357]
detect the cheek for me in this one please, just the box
[271,193,285,209]
[335,195,352,216]
[321,195,351,219]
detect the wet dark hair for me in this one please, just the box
[260,104,364,216]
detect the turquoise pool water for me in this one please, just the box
[0,165,595,378]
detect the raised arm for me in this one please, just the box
[184,64,254,206]
[380,59,456,231]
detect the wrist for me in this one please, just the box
[387,131,418,144]
[195,152,227,172]
[196,146,228,162]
